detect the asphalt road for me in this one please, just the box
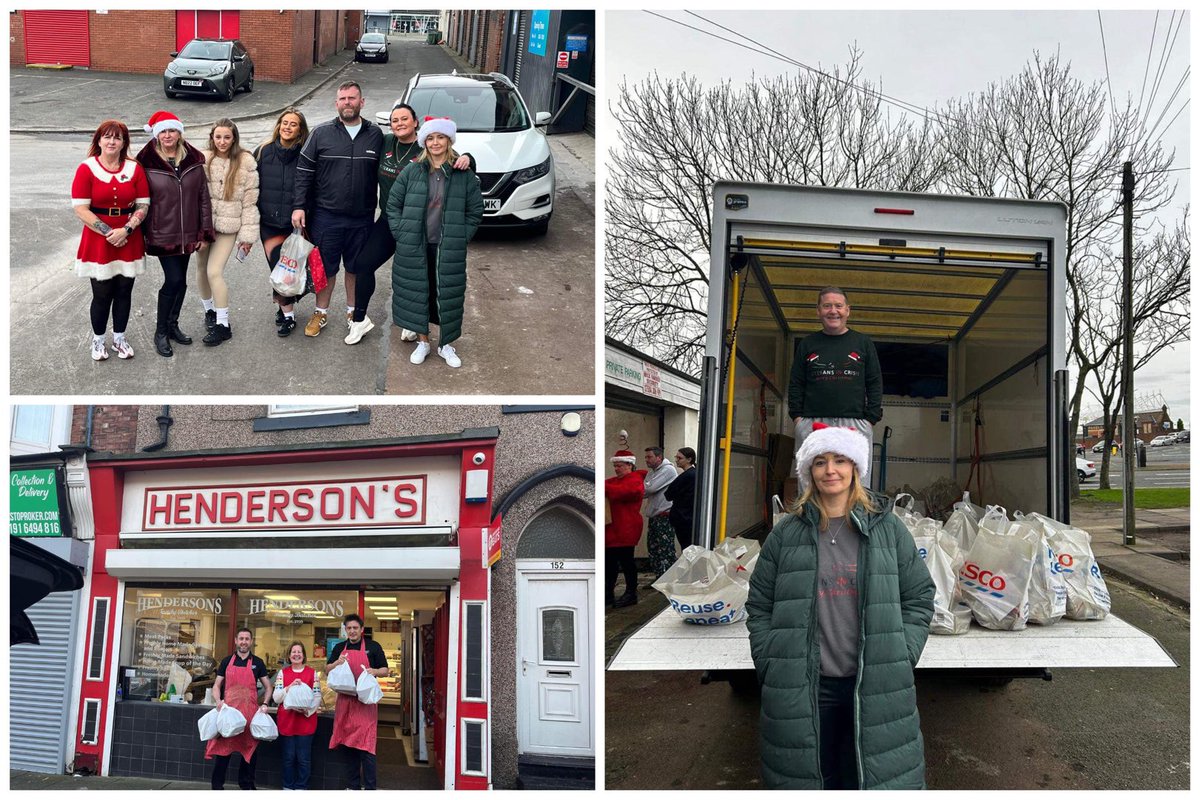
[1081,443,1190,489]
[604,578,1189,790]
[10,36,595,395]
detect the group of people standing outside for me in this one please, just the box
[73,80,482,367]
[204,613,388,791]
[603,444,696,608]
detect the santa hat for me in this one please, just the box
[610,449,637,465]
[796,422,870,492]
[144,110,184,138]
[417,116,457,147]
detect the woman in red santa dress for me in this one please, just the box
[605,449,647,608]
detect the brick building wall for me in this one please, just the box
[237,10,296,84]
[70,406,140,453]
[444,11,507,75]
[10,11,26,67]
[88,11,176,76]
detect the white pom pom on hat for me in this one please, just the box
[417,116,457,146]
[144,110,184,138]
[796,422,870,491]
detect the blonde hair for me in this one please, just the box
[206,118,247,202]
[791,461,878,530]
[417,136,459,167]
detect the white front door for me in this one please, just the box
[516,562,594,757]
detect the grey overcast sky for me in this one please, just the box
[606,9,1191,428]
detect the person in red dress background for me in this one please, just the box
[71,120,150,361]
[605,449,647,608]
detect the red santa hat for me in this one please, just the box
[610,449,637,465]
[144,110,184,138]
[417,116,457,146]
[796,422,871,491]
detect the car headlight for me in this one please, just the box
[166,63,178,74]
[512,155,551,185]
[207,63,229,77]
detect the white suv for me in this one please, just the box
[380,71,555,235]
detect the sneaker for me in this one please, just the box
[437,344,462,368]
[304,311,328,337]
[277,316,296,337]
[410,341,431,364]
[347,311,354,329]
[204,309,217,333]
[111,339,134,359]
[275,307,285,326]
[399,328,418,342]
[91,338,109,361]
[202,323,232,346]
[345,316,375,345]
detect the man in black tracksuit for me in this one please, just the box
[292,80,384,338]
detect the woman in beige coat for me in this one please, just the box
[196,118,259,345]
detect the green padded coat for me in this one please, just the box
[745,494,935,789]
[386,159,483,344]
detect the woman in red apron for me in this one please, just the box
[207,630,270,790]
[328,614,388,790]
[274,641,320,790]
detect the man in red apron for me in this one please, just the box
[208,627,273,790]
[327,613,390,789]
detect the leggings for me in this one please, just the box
[818,675,859,789]
[195,232,238,308]
[351,215,395,322]
[89,275,135,335]
[605,546,638,600]
[156,253,190,330]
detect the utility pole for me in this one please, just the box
[1121,161,1136,545]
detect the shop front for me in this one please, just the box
[71,432,499,789]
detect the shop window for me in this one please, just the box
[86,598,110,681]
[119,588,230,703]
[80,699,101,745]
[236,589,358,674]
[254,405,370,432]
[462,718,487,776]
[463,602,486,701]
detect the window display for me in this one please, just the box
[119,588,230,703]
[236,589,358,675]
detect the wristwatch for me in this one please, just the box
[123,225,133,236]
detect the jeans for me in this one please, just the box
[818,675,859,790]
[210,750,257,790]
[343,746,377,790]
[281,734,313,790]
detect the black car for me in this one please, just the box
[164,38,254,101]
[355,32,389,62]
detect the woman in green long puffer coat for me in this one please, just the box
[746,423,935,790]
[386,116,483,368]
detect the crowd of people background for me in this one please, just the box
[72,80,482,368]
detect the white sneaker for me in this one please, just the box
[91,338,109,361]
[410,341,431,364]
[399,328,418,342]
[111,338,135,359]
[344,316,375,345]
[437,344,462,368]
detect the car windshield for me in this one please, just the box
[362,34,385,43]
[407,82,530,133]
[179,40,232,60]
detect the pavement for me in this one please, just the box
[10,771,206,791]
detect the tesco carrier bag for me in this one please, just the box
[1047,524,1111,620]
[960,521,1037,630]
[1012,514,1067,625]
[911,518,971,635]
[651,537,761,625]
[269,230,314,298]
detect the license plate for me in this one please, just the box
[483,199,501,212]
[181,80,203,87]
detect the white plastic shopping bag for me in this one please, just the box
[911,518,971,635]
[270,230,314,297]
[651,538,761,625]
[197,707,221,741]
[1013,515,1066,625]
[960,522,1037,630]
[327,660,358,695]
[356,669,383,705]
[943,505,980,553]
[216,704,247,738]
[250,709,278,741]
[1044,523,1111,620]
[283,682,316,711]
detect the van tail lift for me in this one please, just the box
[717,238,749,545]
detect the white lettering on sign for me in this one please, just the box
[137,594,224,615]
[141,475,427,532]
[247,598,345,617]
[642,362,662,398]
[11,471,52,501]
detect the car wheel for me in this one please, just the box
[165,89,177,99]
[244,70,254,93]
[382,54,389,63]
[1078,470,1086,482]
[223,78,234,102]
[530,214,552,236]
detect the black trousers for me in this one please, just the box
[670,516,694,551]
[210,749,258,790]
[818,675,859,790]
[89,275,135,335]
[351,215,394,322]
[605,546,637,600]
[343,745,377,790]
[155,253,190,332]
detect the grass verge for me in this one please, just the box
[1077,487,1189,509]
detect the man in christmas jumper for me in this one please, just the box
[787,286,882,485]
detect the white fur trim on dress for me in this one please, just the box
[796,425,870,491]
[76,257,145,280]
[82,157,139,183]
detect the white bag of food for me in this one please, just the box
[1013,517,1067,625]
[250,709,278,741]
[282,682,316,711]
[327,660,358,695]
[911,518,971,635]
[216,704,247,738]
[892,493,922,532]
[651,537,761,625]
[943,505,980,553]
[1045,524,1111,620]
[960,522,1037,630]
[197,707,221,741]
[356,669,383,705]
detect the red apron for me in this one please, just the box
[205,658,259,761]
[277,665,318,737]
[328,646,377,754]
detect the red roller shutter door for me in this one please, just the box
[176,10,241,52]
[23,10,90,67]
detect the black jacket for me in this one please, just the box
[255,139,303,230]
[663,466,696,536]
[293,117,384,219]
[135,139,215,256]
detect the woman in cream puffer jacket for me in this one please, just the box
[195,118,259,346]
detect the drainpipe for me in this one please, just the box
[85,405,95,449]
[142,405,173,452]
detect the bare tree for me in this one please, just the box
[605,49,946,371]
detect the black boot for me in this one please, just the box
[155,292,174,357]
[168,287,193,344]
[203,323,232,346]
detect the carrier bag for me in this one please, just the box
[327,660,358,695]
[250,709,278,741]
[892,493,923,533]
[943,505,980,553]
[960,523,1037,630]
[282,682,316,711]
[651,538,761,625]
[307,245,329,294]
[270,229,314,297]
[197,707,221,741]
[911,518,971,635]
[1013,517,1067,625]
[1044,524,1111,620]
[216,704,247,738]
[356,669,383,705]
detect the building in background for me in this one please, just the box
[11,404,595,790]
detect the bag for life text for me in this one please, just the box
[651,537,761,625]
[960,510,1038,630]
[326,660,358,695]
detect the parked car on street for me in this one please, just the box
[1176,430,1190,443]
[1150,434,1175,447]
[163,39,254,101]
[379,71,555,234]
[1092,440,1121,453]
[354,32,389,62]
[1076,457,1097,482]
